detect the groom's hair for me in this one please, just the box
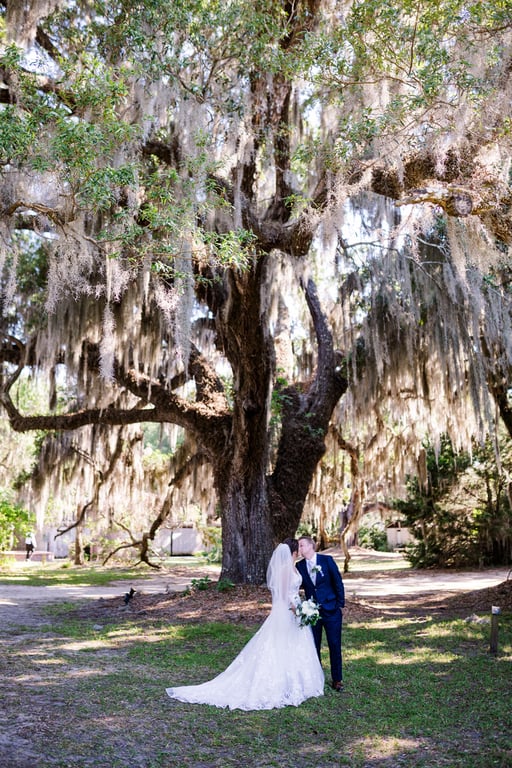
[298,535,316,548]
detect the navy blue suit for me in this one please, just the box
[297,553,345,684]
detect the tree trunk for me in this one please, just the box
[266,278,349,547]
[199,269,348,583]
[74,525,83,566]
[333,430,364,573]
[217,474,273,584]
[318,502,329,550]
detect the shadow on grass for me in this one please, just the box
[2,611,511,768]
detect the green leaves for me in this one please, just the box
[305,0,506,164]
[0,492,33,551]
[78,165,137,210]
[0,106,37,163]
[202,229,256,269]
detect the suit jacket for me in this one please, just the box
[297,553,345,613]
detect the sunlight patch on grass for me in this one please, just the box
[105,626,171,644]
[10,646,72,664]
[29,655,71,668]
[59,637,116,651]
[105,625,155,639]
[424,623,466,638]
[5,599,511,768]
[0,574,33,583]
[350,616,414,630]
[346,559,412,573]
[349,641,471,666]
[15,671,66,684]
[0,562,155,587]
[349,735,427,760]
[13,656,70,682]
[379,648,459,665]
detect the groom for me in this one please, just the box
[297,535,345,691]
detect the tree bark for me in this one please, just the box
[267,278,349,542]
[0,0,351,584]
[0,264,350,583]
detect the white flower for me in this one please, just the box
[294,598,320,628]
[311,565,323,577]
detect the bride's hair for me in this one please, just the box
[266,542,296,602]
[283,537,298,554]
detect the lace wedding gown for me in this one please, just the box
[166,543,324,710]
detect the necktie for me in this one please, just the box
[308,560,316,585]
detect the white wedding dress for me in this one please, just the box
[166,543,324,710]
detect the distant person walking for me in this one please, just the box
[25,532,36,560]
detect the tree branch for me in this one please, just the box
[1,336,232,468]
[300,276,348,415]
[396,185,474,216]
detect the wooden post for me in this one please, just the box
[489,606,501,656]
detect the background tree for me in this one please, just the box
[395,432,512,568]
[0,492,33,551]
[1,1,512,581]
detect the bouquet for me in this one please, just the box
[294,597,320,628]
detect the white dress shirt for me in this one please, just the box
[307,555,318,584]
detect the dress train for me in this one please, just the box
[166,545,324,710]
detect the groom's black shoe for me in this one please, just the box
[332,681,343,691]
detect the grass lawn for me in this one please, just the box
[0,555,209,587]
[1,561,511,768]
[0,547,409,589]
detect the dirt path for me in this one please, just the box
[0,566,212,628]
[1,555,510,628]
[342,565,511,607]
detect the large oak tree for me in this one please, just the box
[1,1,512,581]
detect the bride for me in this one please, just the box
[166,539,324,710]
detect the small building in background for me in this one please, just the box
[386,521,414,550]
[154,526,204,556]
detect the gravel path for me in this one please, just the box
[1,562,510,627]
[0,570,201,627]
[342,566,511,598]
